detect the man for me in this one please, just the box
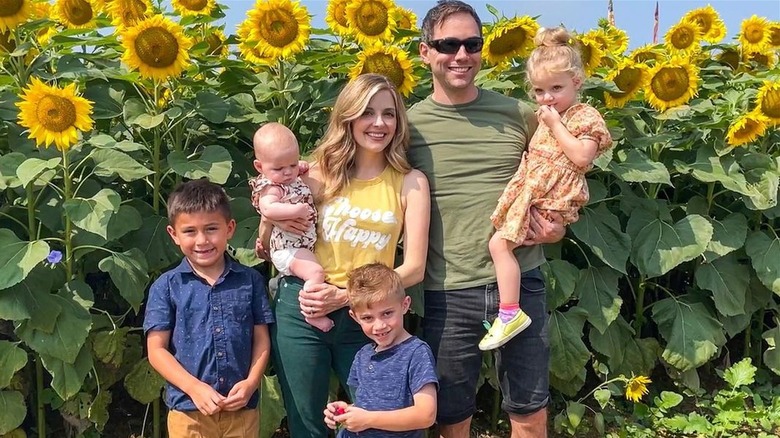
[407,1,566,437]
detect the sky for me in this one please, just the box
[218,0,780,49]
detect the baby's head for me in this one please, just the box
[253,122,300,185]
[526,26,584,113]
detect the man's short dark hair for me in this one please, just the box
[167,179,232,224]
[421,0,482,43]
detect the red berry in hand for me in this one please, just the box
[335,407,345,416]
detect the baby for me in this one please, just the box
[249,122,332,332]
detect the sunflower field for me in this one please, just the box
[0,0,778,436]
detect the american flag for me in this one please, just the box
[652,1,659,43]
[608,0,615,26]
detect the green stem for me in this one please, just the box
[26,183,36,239]
[275,59,288,125]
[743,314,752,360]
[633,276,646,337]
[62,149,73,279]
[153,398,161,438]
[36,356,45,438]
[152,82,162,214]
[490,384,501,432]
[706,182,715,214]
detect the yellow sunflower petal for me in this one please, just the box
[644,55,700,112]
[739,15,771,54]
[625,375,651,403]
[237,20,275,65]
[604,58,648,108]
[770,22,780,48]
[246,0,310,60]
[345,0,396,46]
[55,0,95,29]
[664,19,702,56]
[108,0,152,28]
[683,5,726,43]
[575,34,605,77]
[325,0,349,37]
[628,44,662,64]
[349,43,416,97]
[0,0,33,31]
[31,0,50,20]
[171,0,215,17]
[605,25,629,55]
[202,27,228,58]
[727,113,768,147]
[392,6,416,43]
[583,28,611,53]
[120,14,193,81]
[16,77,94,151]
[744,49,776,69]
[482,16,539,66]
[754,81,780,126]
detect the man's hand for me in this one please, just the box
[188,382,226,416]
[522,209,566,246]
[536,105,562,128]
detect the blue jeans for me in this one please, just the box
[421,268,550,424]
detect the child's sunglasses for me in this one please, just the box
[426,37,484,54]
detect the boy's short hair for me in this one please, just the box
[347,263,404,310]
[167,179,232,224]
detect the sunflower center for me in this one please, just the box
[334,3,347,27]
[672,27,695,49]
[650,66,689,101]
[362,53,404,89]
[179,0,207,12]
[489,27,528,56]
[611,67,642,96]
[354,0,389,36]
[259,9,299,48]
[63,0,94,25]
[734,119,760,139]
[0,0,23,18]
[718,49,739,69]
[745,24,764,44]
[760,88,780,118]
[134,26,180,68]
[37,95,77,132]
[771,27,780,47]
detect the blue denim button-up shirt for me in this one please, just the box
[143,256,274,411]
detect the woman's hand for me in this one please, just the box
[272,216,312,235]
[298,282,348,318]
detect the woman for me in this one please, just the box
[265,73,430,437]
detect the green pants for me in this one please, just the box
[270,276,368,438]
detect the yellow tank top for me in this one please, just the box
[315,166,405,287]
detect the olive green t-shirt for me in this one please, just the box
[408,89,544,291]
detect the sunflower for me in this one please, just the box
[664,19,701,56]
[108,0,151,28]
[683,5,726,43]
[583,28,611,53]
[37,24,57,45]
[31,0,50,19]
[482,16,539,66]
[246,0,310,60]
[55,0,96,29]
[345,0,396,46]
[644,55,700,111]
[0,0,33,31]
[604,59,647,108]
[744,49,776,69]
[349,43,416,96]
[739,15,771,54]
[237,21,275,65]
[16,77,94,151]
[575,34,605,77]
[716,47,740,70]
[393,6,415,30]
[770,22,780,48]
[754,81,780,125]
[605,25,629,55]
[203,27,227,57]
[726,113,768,147]
[171,0,214,16]
[624,375,651,403]
[629,44,662,63]
[325,0,349,37]
[120,15,192,81]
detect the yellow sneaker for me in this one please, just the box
[478,310,532,351]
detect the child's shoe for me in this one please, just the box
[478,310,532,350]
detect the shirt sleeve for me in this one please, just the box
[251,270,275,325]
[347,349,362,390]
[143,274,174,333]
[567,104,612,156]
[407,342,439,395]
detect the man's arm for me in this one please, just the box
[335,384,437,432]
[147,330,225,415]
[221,324,271,411]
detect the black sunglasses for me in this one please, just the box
[427,37,484,54]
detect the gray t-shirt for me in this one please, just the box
[408,89,544,290]
[341,336,438,438]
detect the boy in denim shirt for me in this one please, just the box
[324,263,438,437]
[144,179,274,437]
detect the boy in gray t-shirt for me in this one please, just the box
[324,264,438,437]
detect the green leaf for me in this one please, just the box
[0,230,50,290]
[63,188,121,239]
[92,328,130,366]
[63,279,94,310]
[570,204,630,274]
[16,157,61,188]
[762,326,780,376]
[82,81,124,120]
[589,316,658,377]
[15,293,92,363]
[124,215,181,271]
[549,307,590,381]
[98,249,150,313]
[609,149,672,186]
[0,153,25,189]
[259,374,286,438]
[656,391,684,410]
[652,297,726,371]
[196,91,229,123]
[628,211,712,278]
[124,358,165,404]
[695,253,749,317]
[91,149,153,181]
[167,145,232,184]
[40,346,93,401]
[745,231,780,294]
[594,389,611,409]
[566,401,586,429]
[542,259,579,310]
[0,267,60,331]
[703,213,748,262]
[88,391,112,432]
[722,358,756,389]
[133,112,165,129]
[0,91,20,121]
[0,391,25,434]
[550,367,586,397]
[575,266,622,334]
[0,342,27,389]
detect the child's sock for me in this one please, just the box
[498,303,520,323]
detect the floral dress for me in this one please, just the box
[491,103,612,243]
[249,175,317,254]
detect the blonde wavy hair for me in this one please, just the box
[526,26,585,83]
[313,73,411,203]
